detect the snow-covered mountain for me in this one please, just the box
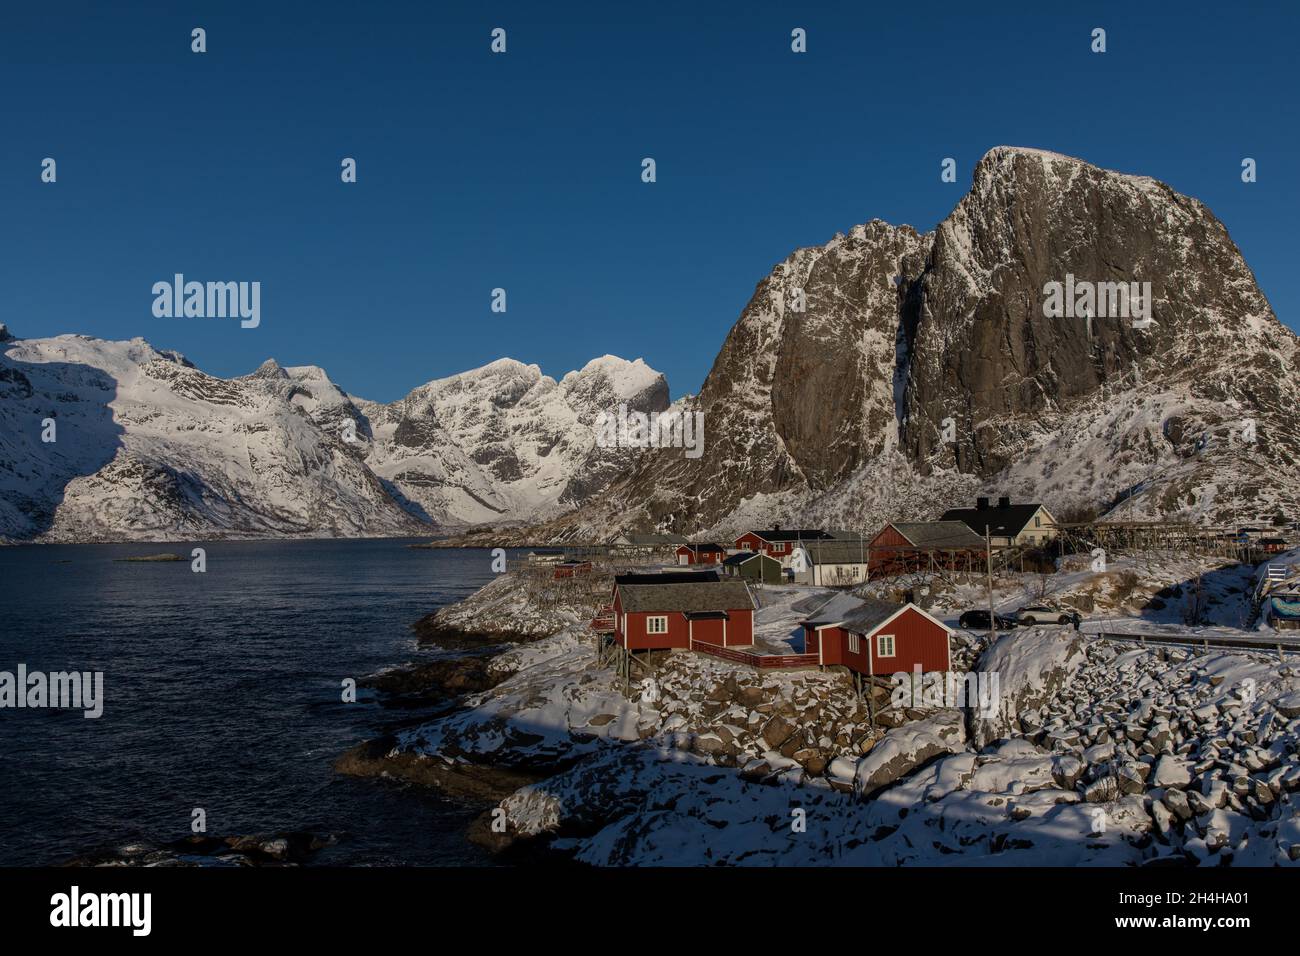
[0,324,667,541]
[539,147,1300,540]
[5,147,1296,543]
[355,355,669,526]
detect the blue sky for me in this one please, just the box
[3,1,1295,402]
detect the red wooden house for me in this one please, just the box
[675,542,727,565]
[734,528,832,563]
[867,521,987,577]
[799,595,951,676]
[612,579,755,651]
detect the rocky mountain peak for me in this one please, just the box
[544,148,1299,539]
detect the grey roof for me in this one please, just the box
[798,592,870,626]
[617,580,755,614]
[940,503,1048,538]
[799,595,911,634]
[616,532,689,545]
[888,521,987,549]
[796,539,870,565]
[841,599,912,634]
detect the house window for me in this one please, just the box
[646,616,669,635]
[876,634,896,657]
[847,633,860,654]
[1034,517,1041,528]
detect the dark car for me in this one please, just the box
[958,609,1017,630]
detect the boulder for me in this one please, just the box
[1150,755,1192,789]
[854,710,966,799]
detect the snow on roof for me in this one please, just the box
[616,580,755,613]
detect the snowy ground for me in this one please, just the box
[384,564,1300,866]
[746,585,825,654]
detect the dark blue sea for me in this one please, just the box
[0,539,510,866]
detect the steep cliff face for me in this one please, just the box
[903,146,1295,476]
[548,147,1299,538]
[545,221,932,538]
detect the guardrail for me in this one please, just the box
[1085,627,1299,655]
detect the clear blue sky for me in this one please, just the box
[3,1,1296,402]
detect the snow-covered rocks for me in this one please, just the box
[1151,755,1193,789]
[854,710,966,799]
[367,569,1300,866]
[971,629,1087,748]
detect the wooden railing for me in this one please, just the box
[692,641,819,669]
[590,604,615,632]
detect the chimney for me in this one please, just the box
[976,497,990,510]
[998,496,1011,509]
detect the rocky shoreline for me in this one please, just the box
[65,831,340,867]
[340,568,1300,866]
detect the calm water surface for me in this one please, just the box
[0,539,511,866]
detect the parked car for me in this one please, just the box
[958,609,1017,630]
[1014,604,1077,625]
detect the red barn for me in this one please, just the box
[612,579,755,651]
[868,521,987,577]
[675,542,727,565]
[800,595,951,676]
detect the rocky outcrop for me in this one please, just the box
[854,709,967,798]
[971,628,1087,748]
[547,147,1300,539]
[65,831,339,867]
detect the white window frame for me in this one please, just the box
[646,615,669,635]
[847,633,860,654]
[876,634,896,657]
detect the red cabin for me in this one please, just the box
[612,579,755,651]
[800,596,951,676]
[675,543,727,565]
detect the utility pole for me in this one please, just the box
[986,524,996,644]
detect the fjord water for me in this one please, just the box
[0,540,504,866]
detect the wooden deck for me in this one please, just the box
[692,641,819,669]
